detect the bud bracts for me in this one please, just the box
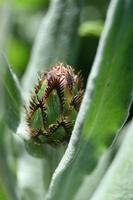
[25,63,84,145]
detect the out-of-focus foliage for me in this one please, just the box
[12,0,49,10]
[0,55,22,132]
[0,184,8,200]
[0,0,109,80]
[1,0,133,200]
[0,0,49,79]
[7,37,30,78]
[79,21,103,37]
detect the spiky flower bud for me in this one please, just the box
[25,63,84,146]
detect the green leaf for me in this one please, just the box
[90,120,133,200]
[73,123,127,200]
[0,54,22,132]
[17,144,65,200]
[73,149,113,200]
[0,119,18,200]
[79,20,103,37]
[46,0,133,199]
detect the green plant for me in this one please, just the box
[25,64,84,145]
[0,0,133,199]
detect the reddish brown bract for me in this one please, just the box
[25,63,84,146]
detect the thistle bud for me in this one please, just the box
[25,63,84,146]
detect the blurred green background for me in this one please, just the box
[0,0,110,82]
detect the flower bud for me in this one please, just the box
[25,63,84,146]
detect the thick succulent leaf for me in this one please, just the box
[90,120,133,200]
[0,119,18,200]
[17,144,65,200]
[73,149,113,200]
[17,153,46,200]
[46,0,133,199]
[22,0,83,101]
[0,54,22,132]
[73,123,128,200]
